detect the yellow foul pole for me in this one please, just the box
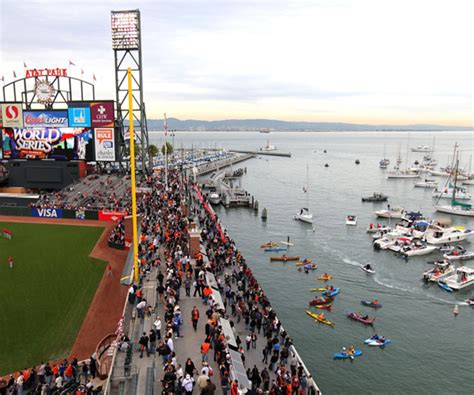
[128,67,140,284]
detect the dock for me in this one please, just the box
[230,149,292,158]
[195,153,255,176]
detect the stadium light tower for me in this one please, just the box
[111,9,151,174]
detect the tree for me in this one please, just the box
[161,142,174,156]
[148,144,159,157]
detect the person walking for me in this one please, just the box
[107,264,113,276]
[154,316,162,340]
[139,332,149,358]
[181,374,194,395]
[9,256,13,269]
[191,306,200,331]
[149,329,157,354]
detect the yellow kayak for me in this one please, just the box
[260,242,280,248]
[306,310,335,327]
[295,260,313,266]
[318,275,333,281]
[310,287,331,292]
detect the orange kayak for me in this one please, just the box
[318,275,333,281]
[270,256,300,262]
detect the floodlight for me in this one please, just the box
[111,10,140,50]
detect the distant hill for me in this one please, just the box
[145,118,472,132]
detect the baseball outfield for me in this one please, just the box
[0,220,111,375]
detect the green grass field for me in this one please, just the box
[0,221,106,375]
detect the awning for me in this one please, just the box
[228,349,252,389]
[219,318,237,349]
[210,289,225,311]
[205,272,219,291]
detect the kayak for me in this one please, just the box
[334,350,362,360]
[314,304,332,311]
[265,246,288,252]
[465,298,474,306]
[260,242,280,248]
[296,260,313,266]
[306,310,335,327]
[280,241,294,246]
[310,287,332,292]
[438,281,453,293]
[318,275,333,281]
[304,264,318,271]
[309,296,334,306]
[346,311,376,325]
[365,338,391,347]
[361,300,383,309]
[322,288,340,297]
[270,256,300,262]
[360,266,376,274]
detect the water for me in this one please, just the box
[154,131,474,394]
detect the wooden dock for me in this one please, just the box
[230,149,292,157]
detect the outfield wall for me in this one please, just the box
[0,206,129,221]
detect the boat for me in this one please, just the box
[411,145,430,152]
[295,260,313,266]
[314,304,332,311]
[443,267,474,290]
[294,164,314,224]
[433,187,471,200]
[318,275,333,281]
[270,255,299,261]
[422,261,455,282]
[260,139,277,151]
[322,288,340,297]
[414,179,437,188]
[361,300,382,308]
[259,128,271,133]
[355,159,360,165]
[443,245,474,261]
[360,266,375,274]
[379,143,390,169]
[305,310,335,327]
[387,169,420,179]
[364,337,391,347]
[264,246,288,252]
[346,215,357,226]
[401,244,438,257]
[302,264,318,271]
[374,207,405,218]
[260,242,280,248]
[366,225,391,234]
[425,227,474,245]
[334,350,362,360]
[434,152,474,216]
[309,296,334,306]
[310,286,333,292]
[346,311,375,325]
[279,241,294,246]
[362,193,388,202]
[437,281,453,293]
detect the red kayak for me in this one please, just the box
[346,311,376,325]
[309,296,334,306]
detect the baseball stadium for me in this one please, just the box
[0,8,321,395]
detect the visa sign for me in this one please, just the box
[32,208,63,218]
[23,111,68,127]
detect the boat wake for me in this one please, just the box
[342,258,365,267]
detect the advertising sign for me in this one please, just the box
[2,103,23,127]
[94,128,116,161]
[32,208,63,218]
[2,127,91,160]
[91,102,114,128]
[98,210,128,221]
[23,110,68,127]
[68,102,91,127]
[0,107,3,127]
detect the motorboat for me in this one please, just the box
[362,193,388,202]
[429,169,450,177]
[435,202,474,217]
[209,191,221,205]
[433,187,471,200]
[260,139,277,151]
[414,179,437,188]
[387,169,420,179]
[443,245,474,261]
[401,243,438,257]
[422,261,455,282]
[366,225,391,234]
[425,227,474,245]
[379,158,390,169]
[346,215,357,226]
[443,267,474,290]
[374,234,412,250]
[411,145,430,152]
[374,207,405,219]
[388,237,415,253]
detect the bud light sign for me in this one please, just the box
[23,110,68,127]
[32,208,63,218]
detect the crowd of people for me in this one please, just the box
[127,169,318,395]
[108,218,126,249]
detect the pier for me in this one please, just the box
[195,153,255,176]
[230,149,292,158]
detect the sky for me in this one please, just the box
[0,0,473,126]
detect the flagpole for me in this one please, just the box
[128,67,140,284]
[164,112,168,190]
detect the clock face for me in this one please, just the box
[35,80,55,104]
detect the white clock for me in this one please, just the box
[35,80,56,105]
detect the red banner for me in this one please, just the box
[98,210,128,221]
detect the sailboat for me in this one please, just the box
[379,143,390,169]
[462,155,474,185]
[435,153,474,217]
[387,143,420,179]
[294,164,314,224]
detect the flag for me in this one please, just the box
[93,73,96,82]
[163,113,168,136]
[23,61,27,68]
[13,71,16,78]
[303,187,307,193]
[69,59,76,66]
[1,75,4,82]
[81,68,84,76]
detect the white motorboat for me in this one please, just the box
[387,170,420,179]
[360,265,376,274]
[375,207,405,219]
[375,234,412,250]
[414,179,437,188]
[444,267,474,290]
[294,164,313,224]
[411,145,430,152]
[401,244,438,257]
[462,178,474,185]
[366,225,391,234]
[346,215,357,226]
[422,261,455,282]
[260,139,277,151]
[209,191,221,205]
[429,169,450,177]
[433,188,471,200]
[426,227,474,245]
[443,245,474,261]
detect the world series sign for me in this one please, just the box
[94,128,115,161]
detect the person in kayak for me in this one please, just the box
[348,346,355,355]
[364,264,372,271]
[373,299,379,305]
[371,334,379,340]
[317,312,325,320]
[362,314,369,320]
